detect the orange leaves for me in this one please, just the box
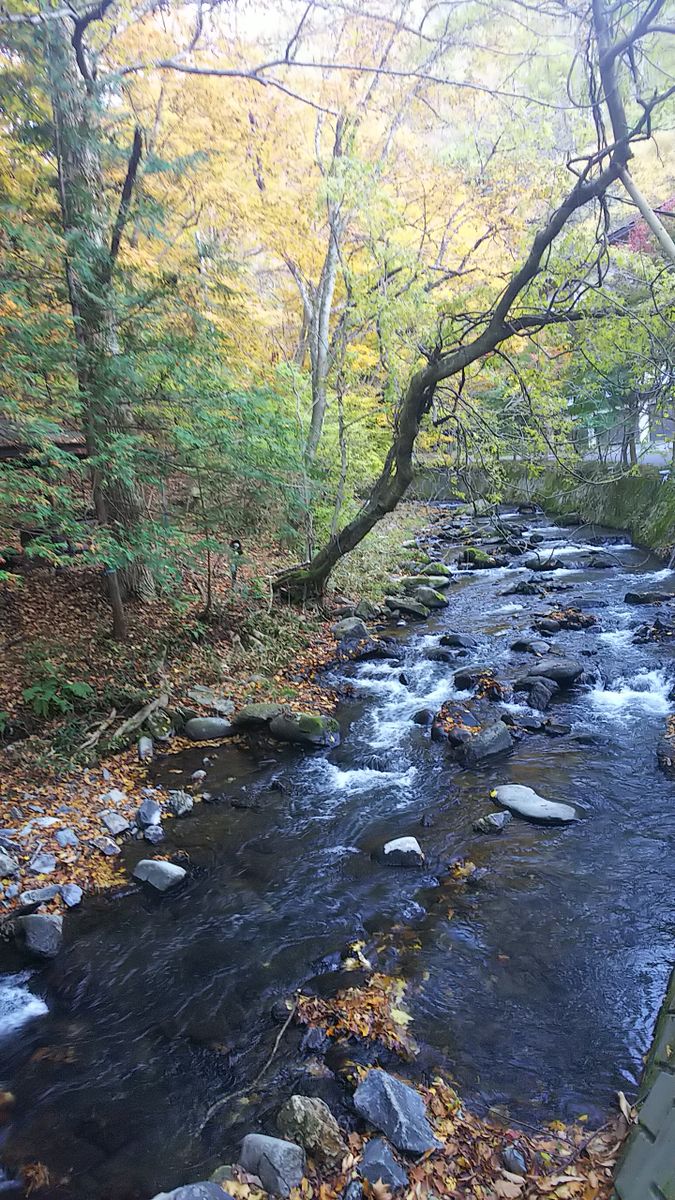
[296,973,416,1059]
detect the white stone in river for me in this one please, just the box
[382,836,425,865]
[492,784,578,824]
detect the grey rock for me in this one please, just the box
[29,852,56,875]
[426,649,456,664]
[187,685,236,716]
[440,632,477,649]
[269,712,340,749]
[100,811,130,836]
[144,824,165,845]
[332,617,369,641]
[184,717,233,741]
[144,709,174,741]
[277,1095,347,1167]
[493,784,577,824]
[353,1069,440,1154]
[92,836,121,856]
[384,595,430,619]
[137,798,161,829]
[378,837,425,867]
[419,562,453,577]
[412,708,434,725]
[133,859,186,891]
[526,655,583,685]
[239,1133,305,1197]
[355,599,379,620]
[453,665,495,690]
[0,850,19,878]
[502,1145,527,1175]
[341,1183,364,1200]
[191,770,206,782]
[17,913,62,958]
[138,736,154,761]
[459,722,513,766]
[102,788,126,805]
[60,883,83,907]
[473,811,513,834]
[55,828,79,848]
[359,1139,408,1191]
[20,884,60,905]
[150,1185,232,1200]
[167,790,194,817]
[528,678,559,710]
[510,637,550,655]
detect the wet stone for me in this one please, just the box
[60,883,83,907]
[359,1138,408,1191]
[55,828,79,848]
[0,850,20,878]
[100,811,130,836]
[92,837,121,856]
[17,913,62,958]
[167,790,193,817]
[144,824,165,845]
[239,1133,305,1197]
[137,798,161,829]
[473,811,513,834]
[353,1069,440,1154]
[29,852,56,875]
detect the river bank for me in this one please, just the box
[1,502,674,1199]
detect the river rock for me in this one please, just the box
[527,678,559,710]
[525,555,564,571]
[277,1095,347,1166]
[355,598,379,620]
[184,717,233,741]
[92,836,121,856]
[137,798,161,829]
[441,632,477,649]
[269,712,340,749]
[100,811,130,836]
[384,596,430,619]
[150,1186,232,1200]
[138,735,154,761]
[419,561,453,577]
[144,824,165,845]
[133,859,186,891]
[459,722,513,766]
[412,708,434,725]
[359,1139,408,1191]
[492,784,578,824]
[239,1133,305,1197]
[411,586,448,609]
[167,790,193,817]
[453,665,495,690]
[232,702,284,730]
[526,656,583,685]
[625,591,673,605]
[19,884,60,905]
[186,685,236,716]
[511,637,550,655]
[60,883,83,907]
[341,1183,363,1200]
[353,1069,440,1154]
[0,850,19,878]
[55,828,78,848]
[473,811,513,834]
[426,648,456,664]
[29,852,56,875]
[378,837,425,867]
[17,913,62,958]
[332,617,369,641]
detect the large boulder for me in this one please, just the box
[133,860,186,891]
[353,1069,440,1154]
[528,678,559,710]
[458,722,513,766]
[332,617,369,641]
[167,790,194,817]
[441,632,477,649]
[418,562,453,577]
[269,712,340,749]
[232,702,284,730]
[377,837,425,867]
[625,591,673,605]
[239,1133,305,1197]
[526,656,583,685]
[359,1139,408,1191]
[492,784,578,824]
[411,586,448,610]
[184,717,233,741]
[137,798,161,829]
[17,914,62,959]
[276,1095,347,1167]
[384,596,430,619]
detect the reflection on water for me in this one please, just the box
[0,515,674,1199]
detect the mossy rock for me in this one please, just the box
[462,546,494,567]
[411,586,449,609]
[233,702,284,729]
[269,711,340,748]
[419,562,453,577]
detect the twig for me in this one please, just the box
[78,707,117,753]
[198,998,298,1133]
[109,692,169,744]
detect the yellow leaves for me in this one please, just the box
[616,1091,638,1124]
[296,973,416,1057]
[493,1181,524,1198]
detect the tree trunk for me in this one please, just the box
[46,19,154,613]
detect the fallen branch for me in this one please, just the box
[198,997,298,1133]
[78,707,117,753]
[108,692,169,746]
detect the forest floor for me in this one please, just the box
[0,505,428,912]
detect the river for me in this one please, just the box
[1,506,674,1199]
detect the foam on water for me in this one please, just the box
[598,629,635,650]
[311,762,418,793]
[589,668,673,717]
[0,972,48,1038]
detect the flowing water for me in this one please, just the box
[1,509,675,1199]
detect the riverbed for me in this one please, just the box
[1,507,674,1199]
